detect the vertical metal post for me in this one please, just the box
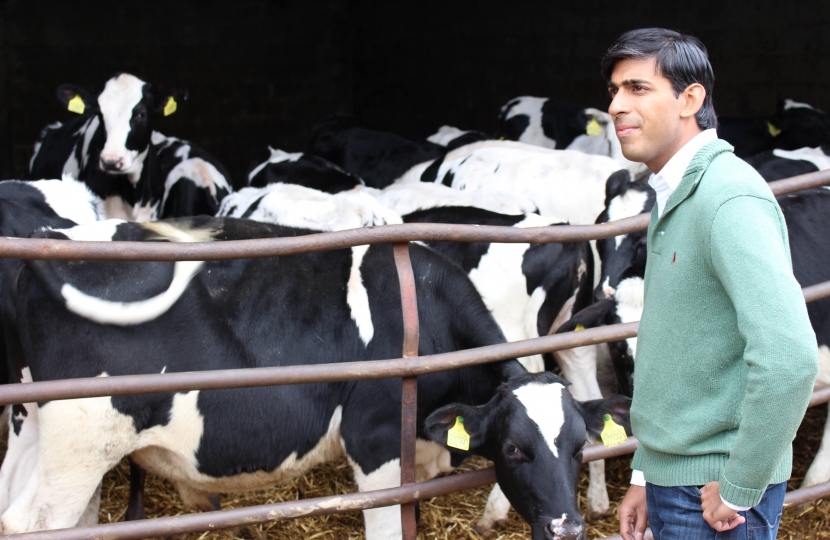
[393,242,419,540]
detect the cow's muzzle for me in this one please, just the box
[100,156,125,172]
[549,517,584,540]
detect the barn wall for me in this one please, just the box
[0,0,828,182]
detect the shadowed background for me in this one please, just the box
[1,0,828,183]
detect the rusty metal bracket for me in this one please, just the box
[393,242,420,540]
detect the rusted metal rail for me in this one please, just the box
[0,169,827,263]
[0,167,828,539]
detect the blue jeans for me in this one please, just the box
[646,482,786,540]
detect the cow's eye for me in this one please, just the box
[504,443,521,458]
[134,110,147,121]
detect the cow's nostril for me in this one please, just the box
[549,518,584,540]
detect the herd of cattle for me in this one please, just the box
[0,71,828,539]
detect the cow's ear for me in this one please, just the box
[555,298,617,335]
[578,394,632,441]
[55,84,95,115]
[424,402,491,454]
[604,169,631,206]
[153,87,189,116]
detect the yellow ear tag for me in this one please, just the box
[67,95,85,115]
[163,96,177,117]
[767,121,781,137]
[499,135,505,140]
[447,416,470,451]
[586,118,602,136]
[600,414,628,448]
[574,324,585,331]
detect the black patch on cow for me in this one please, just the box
[444,131,491,150]
[240,195,267,219]
[440,170,455,187]
[540,101,591,149]
[249,153,363,194]
[744,150,820,182]
[11,404,27,436]
[403,206,524,273]
[419,155,445,184]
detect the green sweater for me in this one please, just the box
[630,139,818,508]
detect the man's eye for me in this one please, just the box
[633,86,646,92]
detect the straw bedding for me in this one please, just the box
[90,401,829,539]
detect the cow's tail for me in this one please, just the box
[26,221,210,326]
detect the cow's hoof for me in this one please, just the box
[474,518,507,538]
[588,508,612,521]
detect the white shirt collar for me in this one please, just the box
[648,129,718,217]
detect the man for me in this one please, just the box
[604,28,818,539]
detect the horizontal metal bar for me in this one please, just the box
[0,323,639,406]
[803,280,830,304]
[0,216,650,261]
[0,468,498,540]
[1,168,828,262]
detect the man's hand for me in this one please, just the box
[618,485,648,540]
[700,482,746,532]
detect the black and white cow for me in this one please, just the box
[0,178,104,526]
[247,147,365,194]
[584,174,830,491]
[0,216,631,539]
[497,96,628,162]
[718,99,830,158]
[306,116,452,189]
[744,145,830,182]
[28,73,232,221]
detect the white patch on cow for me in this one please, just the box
[219,183,401,231]
[512,382,566,458]
[1,376,137,533]
[27,177,103,224]
[415,439,453,482]
[0,370,39,518]
[75,484,101,527]
[63,151,80,179]
[368,182,536,216]
[783,99,818,110]
[477,484,512,535]
[426,125,470,146]
[773,147,830,172]
[521,286,548,373]
[608,189,649,248]
[397,140,645,228]
[602,276,616,298]
[97,74,147,176]
[614,277,644,359]
[349,458,402,540]
[52,219,123,241]
[347,244,374,346]
[174,143,191,160]
[133,392,204,475]
[502,96,557,149]
[161,157,230,207]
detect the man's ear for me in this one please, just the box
[152,86,189,116]
[578,394,632,441]
[55,84,95,115]
[424,401,492,454]
[680,83,706,119]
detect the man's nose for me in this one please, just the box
[608,91,628,118]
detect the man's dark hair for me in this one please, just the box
[601,28,717,130]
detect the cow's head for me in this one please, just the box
[56,74,187,176]
[425,371,631,540]
[594,170,654,300]
[774,101,830,151]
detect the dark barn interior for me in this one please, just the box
[0,0,828,184]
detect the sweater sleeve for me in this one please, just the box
[709,195,818,508]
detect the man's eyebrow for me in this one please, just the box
[607,78,652,88]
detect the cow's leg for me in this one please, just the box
[802,402,830,488]
[0,404,40,516]
[803,346,830,488]
[75,483,101,527]
[125,458,147,521]
[475,484,511,538]
[555,344,610,518]
[348,457,402,540]
[1,397,135,533]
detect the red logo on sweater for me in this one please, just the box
[671,252,677,265]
